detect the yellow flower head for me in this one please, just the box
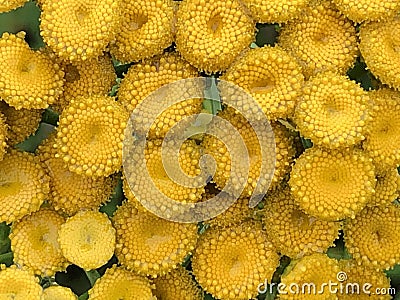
[58,210,116,270]
[40,0,121,61]
[363,88,400,167]
[113,201,198,277]
[279,2,358,78]
[0,32,64,110]
[368,167,400,207]
[110,0,174,63]
[0,265,43,299]
[43,286,77,300]
[0,0,28,13]
[0,111,7,160]
[221,46,304,121]
[0,150,49,224]
[176,0,255,73]
[289,147,375,221]
[10,208,67,276]
[359,17,400,90]
[54,95,129,177]
[153,265,203,300]
[88,265,155,300]
[192,222,279,299]
[344,204,400,270]
[263,187,341,259]
[295,72,370,148]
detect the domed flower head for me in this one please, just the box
[263,187,341,259]
[0,0,28,13]
[359,17,400,90]
[0,265,43,299]
[40,0,120,61]
[58,210,116,270]
[0,32,64,110]
[279,2,358,78]
[363,88,400,167]
[54,95,129,177]
[344,204,400,270]
[110,0,174,63]
[368,167,400,207]
[153,266,203,300]
[43,285,77,300]
[294,72,370,148]
[176,0,255,73]
[113,201,198,277]
[240,0,311,23]
[10,208,67,276]
[88,265,156,300]
[289,147,375,221]
[0,150,49,224]
[332,0,400,23]
[192,221,279,299]
[221,46,304,121]
[280,253,340,299]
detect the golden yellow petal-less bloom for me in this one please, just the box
[176,0,255,73]
[39,134,115,216]
[113,201,198,277]
[221,46,304,121]
[289,147,376,221]
[54,95,128,177]
[359,17,400,90]
[0,102,42,145]
[0,265,43,299]
[344,204,400,270]
[0,111,7,160]
[153,266,203,300]
[88,265,156,300]
[117,52,201,139]
[332,0,400,22]
[363,89,400,167]
[0,0,28,13]
[58,211,116,270]
[0,32,64,110]
[10,208,67,277]
[263,187,341,259]
[52,54,116,114]
[43,286,77,300]
[110,0,174,63]
[279,2,358,78]
[279,253,339,300]
[295,72,370,148]
[192,222,279,300]
[368,167,400,207]
[40,0,120,61]
[337,260,391,300]
[240,0,311,23]
[0,150,49,224]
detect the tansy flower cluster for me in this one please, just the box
[0,0,399,299]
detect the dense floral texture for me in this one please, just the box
[43,286,78,300]
[0,0,28,13]
[58,211,116,270]
[0,150,49,223]
[110,0,174,63]
[294,72,370,148]
[359,17,400,90]
[0,111,6,160]
[0,32,64,109]
[344,204,400,270]
[289,147,375,221]
[279,2,358,78]
[176,0,255,73]
[40,0,120,61]
[0,265,43,299]
[192,222,279,299]
[54,95,128,177]
[368,167,400,207]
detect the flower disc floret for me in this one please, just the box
[0,32,64,109]
[58,211,116,270]
[295,72,370,148]
[0,0,28,13]
[55,95,128,177]
[289,147,375,221]
[368,167,400,207]
[176,0,255,73]
[0,265,43,299]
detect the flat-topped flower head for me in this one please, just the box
[0,265,43,299]
[43,286,77,300]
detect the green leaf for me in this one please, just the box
[203,77,222,115]
[0,252,13,266]
[15,123,55,153]
[78,292,89,300]
[300,137,313,149]
[41,108,59,126]
[85,270,100,287]
[108,78,122,97]
[99,175,123,217]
